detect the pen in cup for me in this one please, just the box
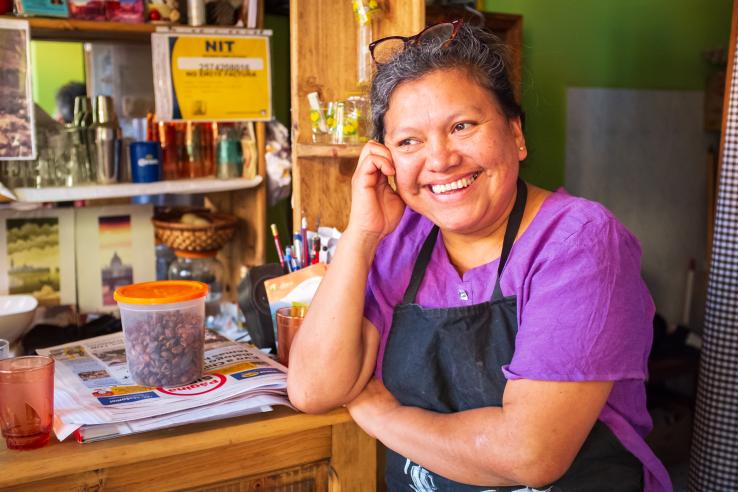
[312,237,320,265]
[284,246,293,272]
[301,217,309,270]
[270,224,287,273]
[293,232,303,269]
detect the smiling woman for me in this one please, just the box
[381,68,524,254]
[287,22,671,492]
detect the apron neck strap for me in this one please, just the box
[401,179,528,305]
[402,224,440,305]
[492,178,527,300]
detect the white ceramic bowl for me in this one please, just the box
[0,295,38,344]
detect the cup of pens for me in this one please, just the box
[271,219,321,273]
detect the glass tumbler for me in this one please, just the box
[0,356,55,450]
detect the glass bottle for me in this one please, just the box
[168,251,225,327]
[351,0,383,87]
[184,121,204,178]
[215,124,243,179]
[158,122,180,180]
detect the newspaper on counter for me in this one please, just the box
[38,330,291,442]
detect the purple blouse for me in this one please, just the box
[364,188,672,492]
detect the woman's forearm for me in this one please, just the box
[368,405,526,486]
[287,228,381,412]
[350,379,611,487]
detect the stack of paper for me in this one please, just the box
[38,330,291,443]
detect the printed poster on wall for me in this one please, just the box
[75,204,156,313]
[0,208,76,305]
[0,18,36,160]
[152,29,272,122]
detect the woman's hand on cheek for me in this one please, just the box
[346,378,400,439]
[347,140,406,241]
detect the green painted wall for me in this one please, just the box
[264,13,293,263]
[30,41,85,118]
[483,0,732,189]
[265,13,290,127]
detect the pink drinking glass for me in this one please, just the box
[0,356,55,450]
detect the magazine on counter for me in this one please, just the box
[38,330,291,443]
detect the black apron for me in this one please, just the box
[382,179,644,491]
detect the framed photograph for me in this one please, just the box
[0,208,76,305]
[0,19,36,160]
[75,204,156,313]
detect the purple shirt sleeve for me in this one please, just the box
[502,217,654,382]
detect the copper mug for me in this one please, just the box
[275,306,307,367]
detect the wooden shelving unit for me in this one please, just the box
[290,0,425,231]
[6,15,269,296]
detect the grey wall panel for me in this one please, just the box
[565,87,710,328]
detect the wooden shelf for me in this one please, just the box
[9,16,157,42]
[294,143,363,159]
[12,176,262,203]
[4,17,273,42]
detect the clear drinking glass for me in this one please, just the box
[309,104,331,144]
[0,355,55,450]
[33,148,57,188]
[331,101,346,144]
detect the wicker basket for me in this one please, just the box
[152,211,238,253]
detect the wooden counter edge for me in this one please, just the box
[2,406,353,488]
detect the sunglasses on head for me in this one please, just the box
[369,19,464,65]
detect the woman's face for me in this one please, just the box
[383,67,526,235]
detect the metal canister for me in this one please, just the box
[91,96,121,184]
[187,0,205,26]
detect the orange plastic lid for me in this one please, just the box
[114,280,208,305]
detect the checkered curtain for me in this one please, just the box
[688,21,738,492]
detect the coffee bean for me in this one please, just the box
[122,308,205,387]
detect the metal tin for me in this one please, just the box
[187,0,205,26]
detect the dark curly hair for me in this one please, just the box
[370,23,523,143]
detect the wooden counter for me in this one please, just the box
[1,407,378,491]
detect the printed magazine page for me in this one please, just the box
[38,330,290,441]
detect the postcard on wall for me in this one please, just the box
[0,19,36,160]
[0,208,76,306]
[75,204,156,313]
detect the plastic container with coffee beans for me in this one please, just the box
[114,280,208,387]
